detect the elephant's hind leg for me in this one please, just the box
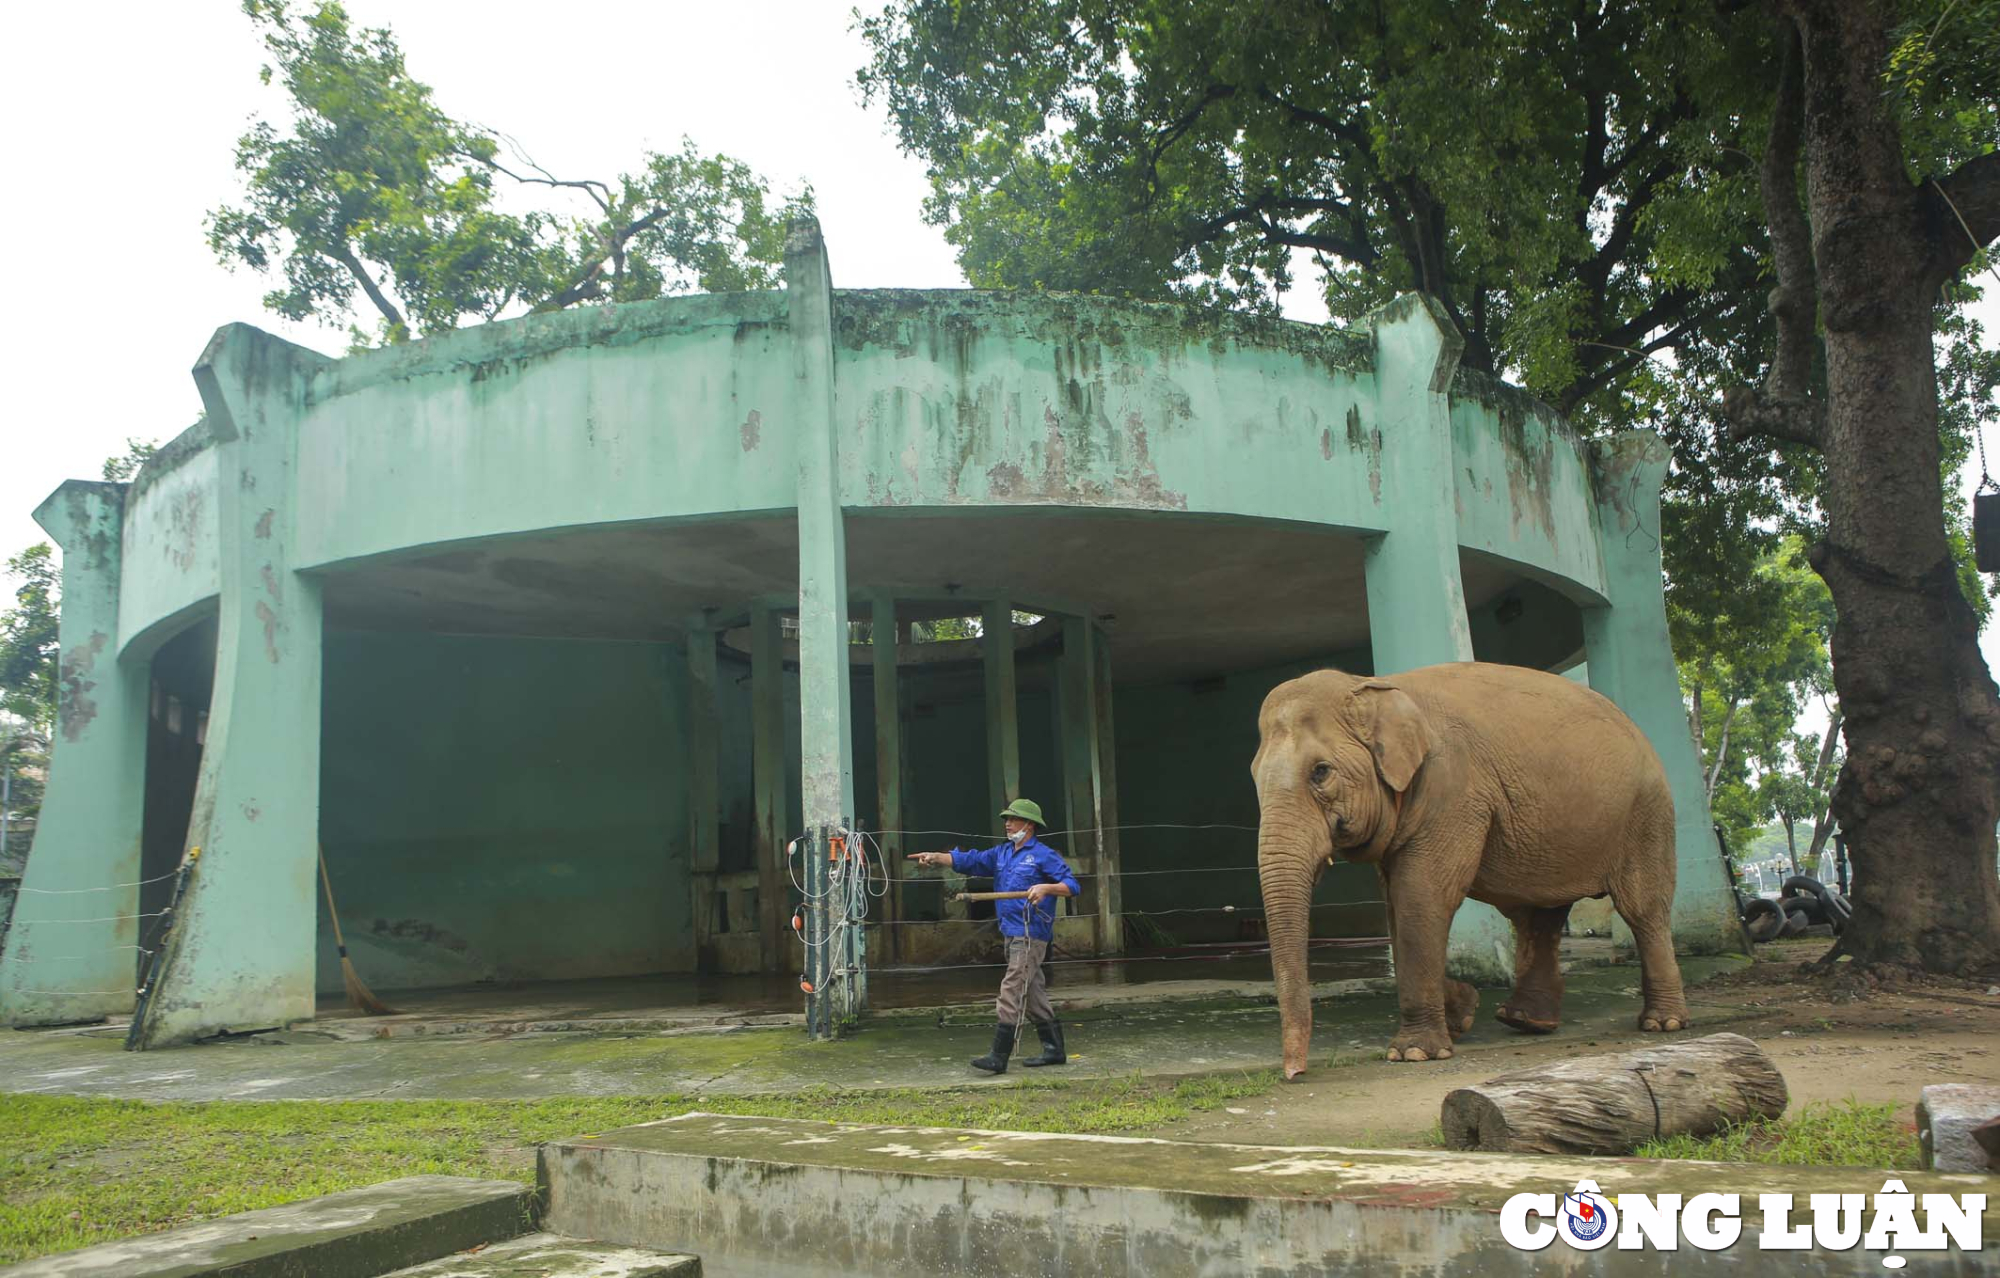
[1612,804,1691,1032]
[1444,978,1479,1039]
[1495,905,1568,1033]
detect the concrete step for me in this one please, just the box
[380,1233,698,1277]
[540,1112,1996,1277]
[1,1175,534,1278]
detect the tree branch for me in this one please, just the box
[530,206,672,313]
[1929,151,2000,278]
[331,243,407,333]
[1724,15,1823,451]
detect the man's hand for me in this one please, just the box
[1026,883,1057,904]
[906,851,948,868]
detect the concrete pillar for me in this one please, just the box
[1059,617,1107,949]
[786,217,855,831]
[870,596,904,942]
[1091,622,1124,950]
[132,325,333,1047]
[982,599,1020,817]
[1363,294,1512,987]
[1583,432,1745,956]
[686,626,721,959]
[0,482,147,1026]
[751,603,788,971]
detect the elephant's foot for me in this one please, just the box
[1495,987,1562,1034]
[1444,980,1479,1039]
[1638,1003,1691,1032]
[1386,1026,1454,1062]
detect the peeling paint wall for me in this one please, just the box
[316,631,692,990]
[293,294,796,572]
[833,291,1387,527]
[119,446,222,655]
[1448,369,1607,601]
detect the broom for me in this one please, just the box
[318,845,395,1015]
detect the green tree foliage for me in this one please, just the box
[1675,538,1837,856]
[0,545,58,737]
[209,1,810,345]
[100,438,159,484]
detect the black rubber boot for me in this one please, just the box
[1022,1019,1067,1067]
[971,1023,1014,1074]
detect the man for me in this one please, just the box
[909,799,1079,1074]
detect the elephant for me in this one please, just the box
[1252,662,1690,1078]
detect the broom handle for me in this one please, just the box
[317,846,352,952]
[954,890,1034,901]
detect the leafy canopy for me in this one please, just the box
[0,545,58,737]
[210,1,810,345]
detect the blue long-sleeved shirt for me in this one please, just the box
[950,836,1081,942]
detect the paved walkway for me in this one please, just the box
[0,958,1746,1102]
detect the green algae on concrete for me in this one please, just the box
[542,1113,1996,1278]
[0,1175,532,1278]
[379,1232,698,1278]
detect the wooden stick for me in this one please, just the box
[1440,1032,1787,1155]
[954,890,1034,901]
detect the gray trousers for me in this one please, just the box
[996,936,1054,1025]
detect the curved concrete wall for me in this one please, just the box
[101,289,1615,653]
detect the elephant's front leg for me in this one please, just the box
[1384,866,1462,1063]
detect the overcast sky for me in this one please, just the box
[0,1,1993,685]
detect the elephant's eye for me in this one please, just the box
[1310,762,1333,786]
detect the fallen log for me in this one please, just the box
[1440,1032,1788,1155]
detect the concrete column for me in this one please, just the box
[1059,617,1106,950]
[132,325,333,1047]
[686,626,721,959]
[870,596,904,941]
[1583,432,1745,956]
[1091,623,1124,950]
[1363,294,1511,987]
[0,482,147,1026]
[786,216,856,831]
[982,599,1020,817]
[751,603,788,971]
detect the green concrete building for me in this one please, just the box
[0,220,1739,1045]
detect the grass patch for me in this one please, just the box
[0,1071,1274,1264]
[1634,1099,1920,1169]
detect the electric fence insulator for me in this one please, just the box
[799,979,815,993]
[792,914,803,932]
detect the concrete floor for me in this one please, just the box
[0,952,1743,1103]
[302,940,1393,1038]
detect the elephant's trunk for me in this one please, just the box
[1258,814,1324,1080]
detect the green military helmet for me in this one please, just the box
[999,798,1045,826]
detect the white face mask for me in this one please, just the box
[1008,827,1029,845]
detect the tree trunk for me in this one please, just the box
[1804,707,1844,868]
[1440,1033,1789,1155]
[1705,697,1740,803]
[1788,0,2000,974]
[1783,819,1799,876]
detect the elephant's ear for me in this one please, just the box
[1353,682,1432,793]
